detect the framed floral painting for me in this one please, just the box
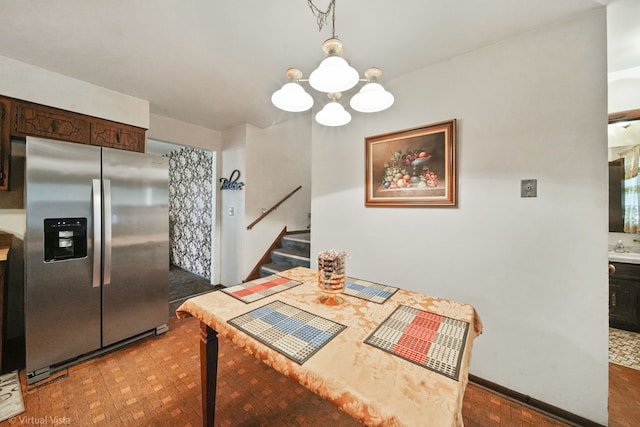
[365,119,457,207]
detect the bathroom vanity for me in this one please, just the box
[609,256,640,332]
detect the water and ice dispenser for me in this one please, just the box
[43,218,88,262]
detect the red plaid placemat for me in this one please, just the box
[222,275,303,303]
[364,305,469,380]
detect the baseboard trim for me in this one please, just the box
[468,374,605,427]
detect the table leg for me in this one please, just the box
[200,322,218,427]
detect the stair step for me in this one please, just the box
[272,248,310,263]
[283,232,310,244]
[260,263,293,276]
[282,232,311,253]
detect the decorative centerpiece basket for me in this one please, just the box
[317,250,348,306]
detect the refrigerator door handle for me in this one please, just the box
[92,179,102,288]
[103,179,112,286]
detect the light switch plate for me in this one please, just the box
[521,179,537,197]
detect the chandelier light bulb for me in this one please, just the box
[309,56,360,93]
[350,82,394,113]
[308,38,359,93]
[315,93,351,126]
[349,67,394,113]
[271,82,314,112]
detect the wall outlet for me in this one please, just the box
[521,179,537,197]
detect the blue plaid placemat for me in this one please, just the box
[343,277,399,304]
[228,300,347,364]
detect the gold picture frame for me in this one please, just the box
[365,119,457,207]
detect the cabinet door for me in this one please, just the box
[0,98,9,190]
[11,100,90,144]
[609,278,640,331]
[91,119,145,153]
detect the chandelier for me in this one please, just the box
[271,0,394,126]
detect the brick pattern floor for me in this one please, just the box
[609,328,640,370]
[2,314,635,427]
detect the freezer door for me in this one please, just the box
[25,137,102,373]
[101,147,169,346]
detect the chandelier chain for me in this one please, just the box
[307,0,337,38]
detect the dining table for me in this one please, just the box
[176,266,482,427]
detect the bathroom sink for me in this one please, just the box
[608,251,640,264]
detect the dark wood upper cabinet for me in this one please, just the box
[0,95,146,190]
[0,99,9,191]
[91,118,145,152]
[11,100,90,144]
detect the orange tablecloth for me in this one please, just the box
[177,267,482,427]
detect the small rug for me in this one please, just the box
[228,300,346,364]
[343,277,399,304]
[222,275,303,303]
[609,327,640,370]
[0,371,24,422]
[365,305,469,380]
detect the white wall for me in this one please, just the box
[218,116,313,285]
[148,113,222,152]
[0,211,24,238]
[220,125,248,285]
[610,78,640,113]
[608,0,640,114]
[0,55,148,128]
[311,9,608,425]
[243,115,312,276]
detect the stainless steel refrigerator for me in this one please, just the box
[25,136,169,384]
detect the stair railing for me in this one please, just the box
[246,185,302,230]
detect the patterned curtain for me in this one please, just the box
[621,145,640,233]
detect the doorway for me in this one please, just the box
[147,139,218,310]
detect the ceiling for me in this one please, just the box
[0,0,629,132]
